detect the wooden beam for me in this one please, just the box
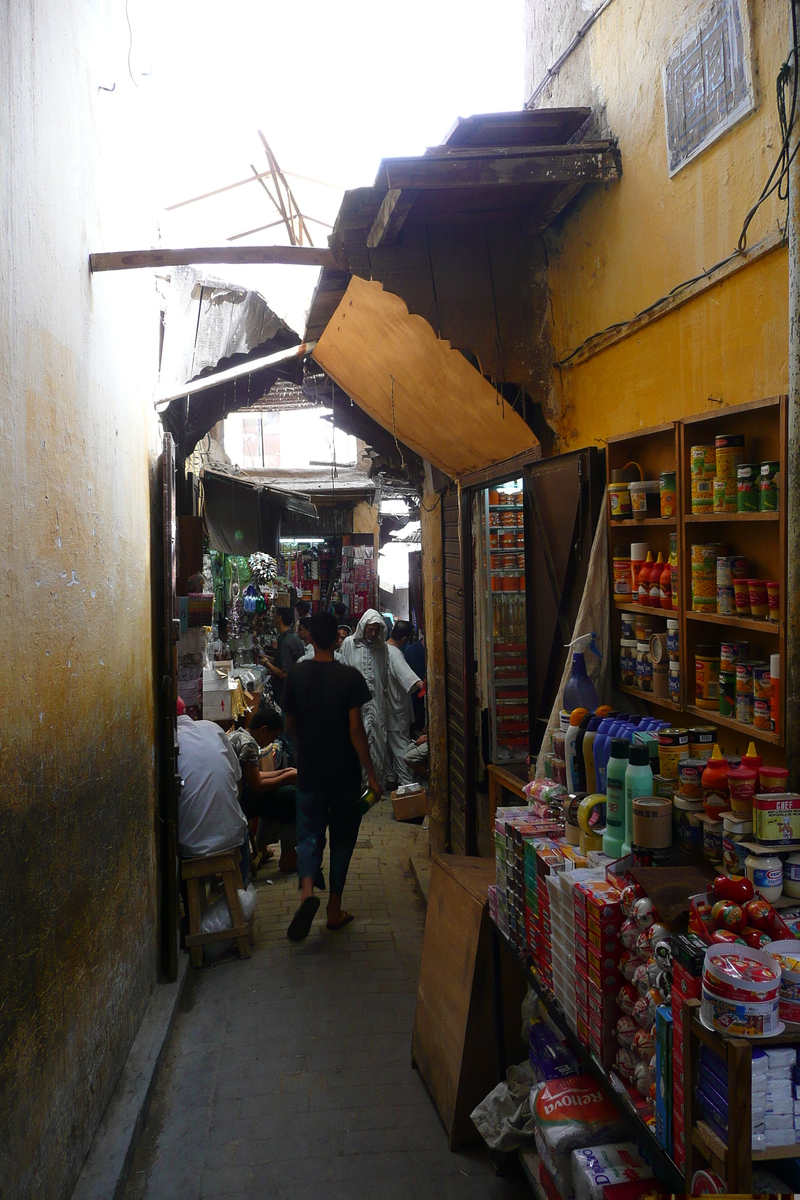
[89,246,337,272]
[366,188,418,249]
[420,462,449,855]
[381,147,620,191]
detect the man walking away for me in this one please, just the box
[282,611,381,942]
[338,608,389,789]
[386,619,422,787]
[259,607,305,708]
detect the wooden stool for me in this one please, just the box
[181,846,255,969]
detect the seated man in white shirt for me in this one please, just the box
[177,698,250,882]
[298,616,315,659]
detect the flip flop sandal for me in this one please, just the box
[287,896,320,942]
[326,912,355,931]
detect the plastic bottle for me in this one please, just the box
[770,653,780,735]
[562,633,601,713]
[623,743,653,857]
[564,708,589,793]
[595,718,621,793]
[701,745,729,820]
[659,557,672,610]
[638,551,655,606]
[581,716,602,792]
[604,738,629,859]
[741,741,763,775]
[649,552,665,607]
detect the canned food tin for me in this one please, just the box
[678,757,706,799]
[736,692,754,724]
[737,464,761,513]
[718,670,736,718]
[759,461,780,512]
[716,556,748,586]
[717,586,735,614]
[754,698,772,731]
[691,543,725,572]
[692,573,717,612]
[691,478,713,513]
[715,434,745,481]
[691,444,716,477]
[736,661,754,693]
[753,665,772,700]
[720,640,750,668]
[688,726,717,759]
[654,773,677,799]
[658,727,689,777]
[696,647,720,708]
[713,479,727,513]
[767,580,780,621]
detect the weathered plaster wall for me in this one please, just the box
[525,0,789,445]
[0,2,161,1197]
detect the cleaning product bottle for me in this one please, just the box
[563,633,601,713]
[604,738,629,859]
[582,716,602,793]
[593,716,617,794]
[564,708,589,792]
[623,743,653,856]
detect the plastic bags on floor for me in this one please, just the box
[470,1060,537,1151]
[201,883,257,934]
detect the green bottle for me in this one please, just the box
[603,738,629,859]
[358,786,379,816]
[622,743,653,857]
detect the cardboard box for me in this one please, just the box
[655,1005,673,1153]
[391,787,428,821]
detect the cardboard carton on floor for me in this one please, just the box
[391,787,428,821]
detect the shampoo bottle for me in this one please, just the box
[623,743,653,857]
[603,738,629,859]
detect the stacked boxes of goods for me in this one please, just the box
[574,878,624,1070]
[493,808,565,951]
[524,837,539,956]
[669,932,705,1172]
[547,870,579,1031]
[695,1043,800,1153]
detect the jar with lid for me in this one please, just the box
[668,661,680,703]
[666,618,679,661]
[745,853,784,901]
[636,642,652,693]
[620,640,638,687]
[784,853,800,898]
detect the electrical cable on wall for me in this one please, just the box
[556,4,799,368]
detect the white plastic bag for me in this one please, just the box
[200,883,257,934]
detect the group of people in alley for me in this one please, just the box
[175,607,426,945]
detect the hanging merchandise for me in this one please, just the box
[227,578,243,640]
[248,552,278,586]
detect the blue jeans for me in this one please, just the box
[295,786,362,896]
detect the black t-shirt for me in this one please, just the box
[282,659,371,791]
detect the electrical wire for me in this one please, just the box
[558,8,799,368]
[125,0,138,87]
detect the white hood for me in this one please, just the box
[352,608,388,647]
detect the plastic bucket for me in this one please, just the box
[764,941,800,1023]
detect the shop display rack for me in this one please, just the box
[490,924,685,1193]
[607,396,787,756]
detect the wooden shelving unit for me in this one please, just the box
[607,398,787,761]
[682,997,800,1191]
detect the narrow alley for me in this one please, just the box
[123,803,529,1200]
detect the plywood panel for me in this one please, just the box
[312,276,538,477]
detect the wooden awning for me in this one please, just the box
[311,276,539,477]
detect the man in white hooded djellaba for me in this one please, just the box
[338,608,389,788]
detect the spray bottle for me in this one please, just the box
[563,632,601,714]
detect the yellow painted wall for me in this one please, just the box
[529,0,789,445]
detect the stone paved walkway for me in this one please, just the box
[124,802,529,1200]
